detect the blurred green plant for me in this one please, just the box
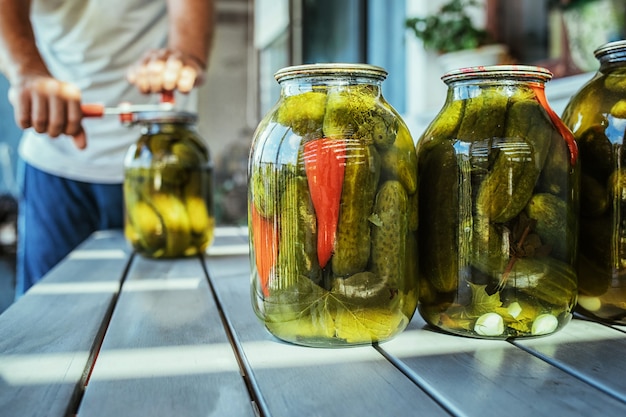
[405,0,492,54]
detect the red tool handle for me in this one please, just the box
[81,103,105,117]
[81,92,175,118]
[160,90,175,104]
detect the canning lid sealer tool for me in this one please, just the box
[81,91,175,124]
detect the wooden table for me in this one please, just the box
[2,228,626,416]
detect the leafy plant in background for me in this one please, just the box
[405,0,492,54]
[548,0,600,9]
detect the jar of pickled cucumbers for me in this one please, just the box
[248,63,418,347]
[562,40,626,323]
[416,65,579,339]
[123,111,214,258]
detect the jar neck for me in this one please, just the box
[445,78,546,101]
[598,52,626,73]
[442,66,551,101]
[279,76,383,97]
[141,122,196,135]
[594,41,626,72]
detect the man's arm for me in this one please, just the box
[0,0,47,80]
[0,0,85,148]
[127,0,215,94]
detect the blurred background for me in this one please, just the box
[1,0,623,311]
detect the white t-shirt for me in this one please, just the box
[19,0,196,183]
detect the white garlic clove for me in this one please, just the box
[507,301,522,318]
[474,312,504,336]
[577,295,602,312]
[531,314,558,336]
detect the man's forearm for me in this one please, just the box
[166,0,215,70]
[0,0,49,82]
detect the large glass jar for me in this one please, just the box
[416,66,579,339]
[123,111,214,258]
[248,63,418,347]
[562,40,626,323]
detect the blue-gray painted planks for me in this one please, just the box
[5,228,626,417]
[77,251,255,417]
[379,315,626,416]
[205,254,449,417]
[0,230,131,417]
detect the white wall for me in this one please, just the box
[404,0,490,138]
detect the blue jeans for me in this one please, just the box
[16,159,124,298]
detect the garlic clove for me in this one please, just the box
[577,295,602,312]
[531,313,558,336]
[474,312,504,336]
[507,301,522,318]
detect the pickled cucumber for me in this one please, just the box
[332,143,380,277]
[525,193,570,262]
[537,131,574,198]
[186,195,214,244]
[402,232,419,319]
[379,124,417,194]
[150,194,192,257]
[475,139,537,223]
[605,70,626,93]
[471,217,508,275]
[423,99,464,140]
[275,91,327,137]
[370,180,408,289]
[127,200,165,252]
[579,215,617,271]
[576,125,614,182]
[159,142,199,185]
[250,164,283,218]
[276,175,320,287]
[323,87,397,149]
[475,100,551,223]
[580,174,609,217]
[417,139,460,293]
[456,88,508,141]
[502,257,577,307]
[407,189,419,232]
[456,94,486,140]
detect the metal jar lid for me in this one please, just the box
[131,110,198,124]
[441,65,553,85]
[594,40,626,62]
[274,63,388,82]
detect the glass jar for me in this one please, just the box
[562,40,626,323]
[248,63,418,347]
[416,65,579,339]
[123,111,214,258]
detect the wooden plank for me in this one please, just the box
[513,317,626,402]
[205,255,449,417]
[78,253,255,417]
[379,315,626,416]
[206,226,249,257]
[0,230,131,417]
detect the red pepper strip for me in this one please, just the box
[303,138,346,268]
[531,85,578,166]
[251,205,278,296]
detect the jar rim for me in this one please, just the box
[274,63,388,82]
[132,111,197,124]
[441,65,553,84]
[594,40,626,59]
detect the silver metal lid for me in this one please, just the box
[594,40,626,59]
[131,111,197,124]
[441,65,553,84]
[274,63,388,82]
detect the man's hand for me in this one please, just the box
[8,74,86,149]
[126,49,206,94]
